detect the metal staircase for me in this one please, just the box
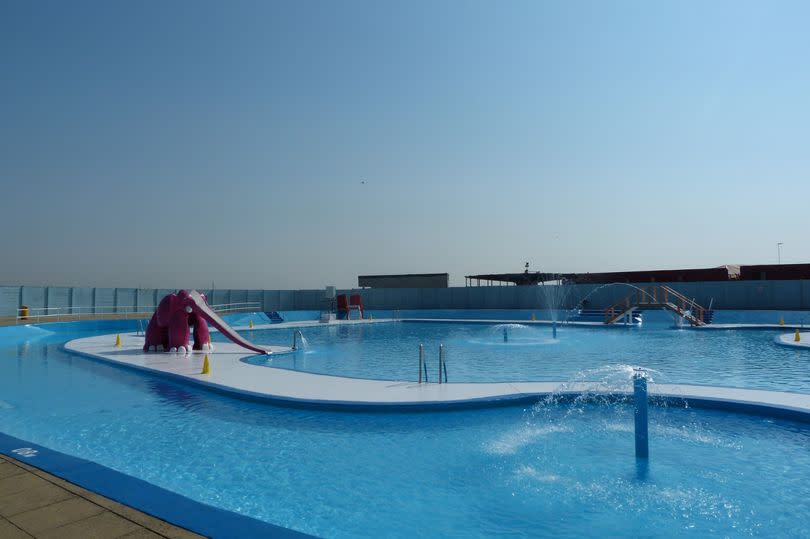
[604,285,709,326]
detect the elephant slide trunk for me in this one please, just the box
[188,290,269,355]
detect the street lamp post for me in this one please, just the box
[778,242,784,264]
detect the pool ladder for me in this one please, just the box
[418,344,447,384]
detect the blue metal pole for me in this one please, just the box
[634,371,649,459]
[552,321,557,339]
[503,327,508,342]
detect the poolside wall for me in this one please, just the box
[2,280,810,317]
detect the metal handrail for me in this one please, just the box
[15,301,262,324]
[438,344,447,384]
[418,344,427,383]
[604,285,706,325]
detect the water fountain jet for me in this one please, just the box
[292,330,306,351]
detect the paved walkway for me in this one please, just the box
[0,454,202,539]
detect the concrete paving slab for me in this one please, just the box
[0,483,73,517]
[0,517,32,538]
[0,457,205,539]
[117,529,165,539]
[37,510,140,539]
[0,474,57,500]
[5,470,201,539]
[0,462,27,480]
[9,497,105,535]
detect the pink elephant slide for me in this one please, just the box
[143,290,269,355]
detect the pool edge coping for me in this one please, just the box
[0,431,315,539]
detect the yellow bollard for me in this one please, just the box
[202,354,210,374]
[795,329,801,342]
[779,317,785,326]
[115,334,121,348]
[531,313,536,321]
[249,320,254,329]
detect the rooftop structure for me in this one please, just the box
[358,273,449,288]
[466,264,810,286]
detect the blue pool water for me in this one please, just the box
[1,315,810,537]
[244,313,810,392]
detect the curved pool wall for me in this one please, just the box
[4,312,810,537]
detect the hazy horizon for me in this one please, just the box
[2,1,808,290]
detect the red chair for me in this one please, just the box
[349,294,364,319]
[336,294,350,319]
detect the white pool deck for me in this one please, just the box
[63,321,810,416]
[774,331,810,350]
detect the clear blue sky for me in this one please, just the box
[1,1,808,289]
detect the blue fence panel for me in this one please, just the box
[449,287,469,310]
[116,288,136,312]
[137,289,157,311]
[401,289,421,309]
[277,290,294,310]
[47,287,71,310]
[744,282,771,310]
[262,290,280,311]
[20,287,45,311]
[229,290,248,304]
[295,290,323,310]
[247,290,263,305]
[209,290,229,306]
[5,281,810,318]
[418,288,436,309]
[366,289,383,309]
[770,281,802,310]
[72,288,93,311]
[0,287,19,316]
[478,287,498,309]
[514,287,533,309]
[95,288,115,312]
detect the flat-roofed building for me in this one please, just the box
[358,273,449,289]
[739,263,810,280]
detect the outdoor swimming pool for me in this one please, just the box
[1,312,810,537]
[244,312,810,392]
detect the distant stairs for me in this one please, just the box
[604,285,710,326]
